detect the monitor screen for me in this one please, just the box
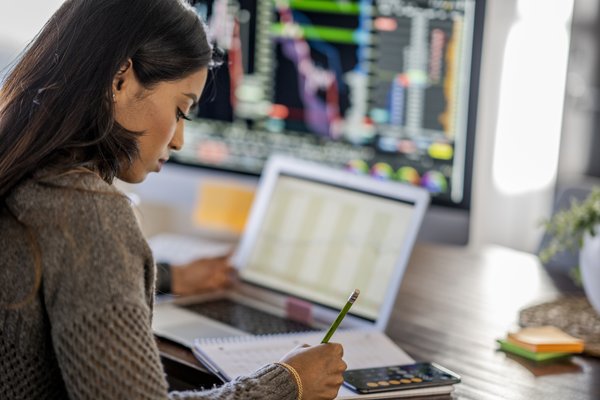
[240,173,417,321]
[176,0,485,212]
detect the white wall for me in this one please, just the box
[558,0,599,181]
[470,0,573,252]
[0,0,576,253]
[0,1,65,79]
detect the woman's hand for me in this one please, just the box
[280,343,347,400]
[170,255,236,296]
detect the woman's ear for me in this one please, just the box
[112,59,135,102]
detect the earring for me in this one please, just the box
[112,93,116,103]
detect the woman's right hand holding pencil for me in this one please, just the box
[279,343,347,400]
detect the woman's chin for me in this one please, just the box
[116,169,149,184]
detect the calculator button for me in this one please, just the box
[389,380,401,385]
[366,382,378,387]
[377,381,390,386]
[411,378,423,383]
[400,379,412,384]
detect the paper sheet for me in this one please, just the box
[148,232,233,265]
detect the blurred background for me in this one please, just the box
[1,0,598,254]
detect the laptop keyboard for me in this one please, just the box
[181,299,319,335]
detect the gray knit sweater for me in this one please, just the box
[0,170,296,399]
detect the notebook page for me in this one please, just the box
[193,330,452,398]
[195,330,412,377]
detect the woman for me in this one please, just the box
[0,0,346,398]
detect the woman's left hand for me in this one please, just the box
[170,255,236,296]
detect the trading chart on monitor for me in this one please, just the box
[179,0,482,207]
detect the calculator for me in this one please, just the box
[342,362,461,394]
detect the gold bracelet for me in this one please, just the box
[277,362,303,400]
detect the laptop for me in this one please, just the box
[152,155,430,347]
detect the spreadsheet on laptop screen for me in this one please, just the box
[239,174,416,321]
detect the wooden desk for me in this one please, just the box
[158,244,600,399]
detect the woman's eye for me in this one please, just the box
[176,108,192,122]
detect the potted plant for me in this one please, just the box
[539,187,600,314]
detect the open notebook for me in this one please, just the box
[192,330,454,399]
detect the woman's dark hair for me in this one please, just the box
[0,0,215,200]
[0,0,217,308]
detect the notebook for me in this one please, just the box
[192,330,454,399]
[152,155,430,347]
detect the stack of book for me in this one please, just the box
[497,325,584,361]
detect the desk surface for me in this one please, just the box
[158,244,600,399]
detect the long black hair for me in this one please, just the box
[0,0,215,200]
[0,0,217,308]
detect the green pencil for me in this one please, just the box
[321,289,360,343]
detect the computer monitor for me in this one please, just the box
[172,0,486,245]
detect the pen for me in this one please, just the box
[321,289,360,343]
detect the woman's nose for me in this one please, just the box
[170,121,184,151]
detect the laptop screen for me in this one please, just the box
[239,173,418,321]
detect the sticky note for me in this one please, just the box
[193,181,255,234]
[507,326,584,353]
[496,339,571,362]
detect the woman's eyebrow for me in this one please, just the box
[183,92,198,105]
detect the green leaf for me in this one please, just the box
[538,187,600,269]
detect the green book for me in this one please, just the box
[496,339,572,362]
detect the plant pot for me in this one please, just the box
[580,227,600,315]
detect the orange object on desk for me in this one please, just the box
[507,326,584,353]
[193,181,255,234]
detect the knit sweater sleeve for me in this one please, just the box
[52,299,297,400]
[16,174,297,400]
